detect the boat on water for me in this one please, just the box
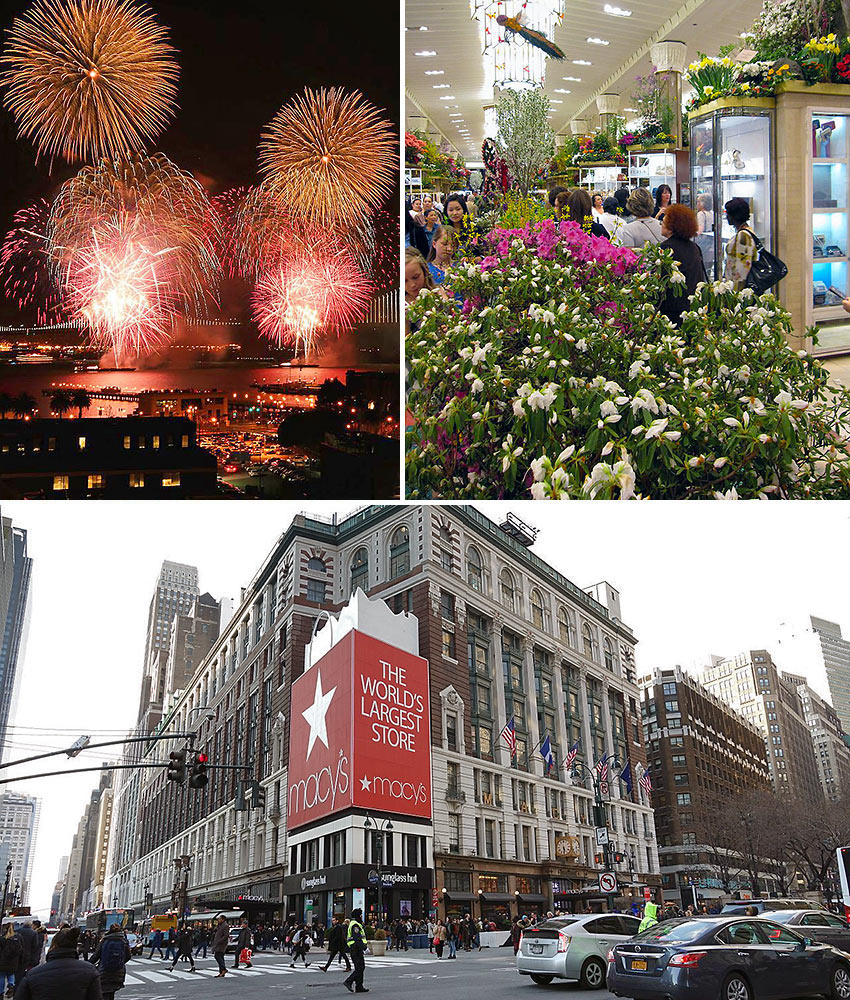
[14,353,53,363]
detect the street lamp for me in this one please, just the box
[0,863,12,921]
[569,756,623,913]
[364,814,393,923]
[144,881,151,918]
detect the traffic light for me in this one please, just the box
[614,852,625,864]
[594,853,604,865]
[251,780,266,810]
[166,749,187,784]
[235,780,247,811]
[592,804,606,827]
[188,752,209,789]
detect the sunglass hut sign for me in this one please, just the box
[287,630,432,830]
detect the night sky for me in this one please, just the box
[0,0,400,322]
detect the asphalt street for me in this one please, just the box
[118,947,610,1000]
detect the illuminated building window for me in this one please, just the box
[123,436,131,449]
[78,436,86,450]
[181,435,189,448]
[130,473,144,488]
[152,435,160,450]
[87,474,104,490]
[52,475,68,491]
[162,473,180,487]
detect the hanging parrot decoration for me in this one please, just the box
[496,9,565,60]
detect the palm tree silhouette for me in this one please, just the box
[49,389,72,419]
[0,393,13,418]
[70,389,92,419]
[12,393,36,418]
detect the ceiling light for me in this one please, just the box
[432,84,451,89]
[551,99,563,104]
[449,113,463,117]
[573,59,592,65]
[439,97,456,101]
[415,50,437,56]
[623,106,638,112]
[424,70,445,75]
[554,88,571,94]
[587,37,609,45]
[603,3,632,15]
[562,75,581,81]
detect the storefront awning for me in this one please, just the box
[186,911,244,922]
[479,893,514,903]
[516,894,547,904]
[443,892,477,902]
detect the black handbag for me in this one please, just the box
[744,232,787,294]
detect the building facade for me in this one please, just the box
[59,770,111,921]
[639,666,772,904]
[777,617,850,735]
[0,791,40,905]
[106,505,659,928]
[699,650,822,803]
[0,514,32,757]
[784,674,850,803]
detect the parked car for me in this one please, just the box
[517,913,642,989]
[607,915,850,1000]
[766,909,850,950]
[720,899,820,915]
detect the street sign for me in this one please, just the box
[595,827,609,846]
[599,872,618,894]
[643,887,652,900]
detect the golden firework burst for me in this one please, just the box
[0,0,179,163]
[259,87,396,226]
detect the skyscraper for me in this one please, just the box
[784,673,850,802]
[777,616,850,734]
[0,791,40,905]
[0,514,32,755]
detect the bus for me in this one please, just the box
[84,909,135,936]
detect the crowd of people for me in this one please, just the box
[405,185,765,329]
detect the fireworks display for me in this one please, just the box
[0,199,69,325]
[0,0,178,163]
[47,153,221,359]
[251,230,373,357]
[259,87,396,227]
[210,186,251,280]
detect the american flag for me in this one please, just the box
[639,770,653,797]
[500,717,517,759]
[564,739,580,772]
[595,753,609,797]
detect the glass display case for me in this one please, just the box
[578,164,625,193]
[628,150,677,194]
[808,112,850,352]
[689,106,774,281]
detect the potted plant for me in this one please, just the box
[370,928,388,956]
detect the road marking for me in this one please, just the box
[130,970,175,982]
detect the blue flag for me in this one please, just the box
[620,760,634,795]
[540,735,554,775]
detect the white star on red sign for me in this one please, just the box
[302,669,337,760]
[360,776,371,791]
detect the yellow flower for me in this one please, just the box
[779,63,790,71]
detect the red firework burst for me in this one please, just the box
[0,198,69,325]
[251,233,372,357]
[210,186,251,279]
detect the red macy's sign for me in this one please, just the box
[287,630,432,830]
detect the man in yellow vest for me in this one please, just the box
[343,908,368,994]
[638,901,659,933]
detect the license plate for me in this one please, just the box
[630,959,647,971]
[530,945,543,954]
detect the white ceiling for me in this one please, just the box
[406,0,760,160]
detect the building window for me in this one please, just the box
[350,547,368,593]
[446,714,458,752]
[531,590,545,631]
[87,474,104,490]
[448,813,461,853]
[52,475,68,491]
[582,623,596,660]
[390,525,410,578]
[442,628,456,660]
[440,547,453,572]
[181,435,189,447]
[558,607,576,646]
[152,435,160,449]
[440,590,455,621]
[78,435,86,450]
[130,473,144,488]
[307,556,325,573]
[307,579,326,603]
[444,870,471,892]
[500,568,516,611]
[162,473,180,487]
[467,546,484,592]
[676,793,691,805]
[603,638,615,671]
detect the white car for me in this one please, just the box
[517,913,641,989]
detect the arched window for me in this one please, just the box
[350,547,369,594]
[531,589,545,631]
[558,607,570,644]
[467,546,484,592]
[582,622,596,660]
[500,568,515,611]
[603,637,615,672]
[307,556,325,573]
[389,524,410,579]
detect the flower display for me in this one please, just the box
[405,131,426,165]
[406,219,850,500]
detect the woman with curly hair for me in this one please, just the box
[658,203,708,327]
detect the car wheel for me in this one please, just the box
[580,957,606,990]
[721,974,752,1000]
[833,963,850,1000]
[530,974,554,985]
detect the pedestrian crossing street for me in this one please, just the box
[123,954,436,987]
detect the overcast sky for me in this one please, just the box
[2,500,847,919]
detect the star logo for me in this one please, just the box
[301,669,337,760]
[360,776,371,791]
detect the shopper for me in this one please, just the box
[434,920,447,959]
[548,186,568,210]
[405,247,437,307]
[423,208,442,251]
[169,924,197,973]
[614,186,632,219]
[234,919,253,969]
[591,192,605,221]
[654,183,673,220]
[443,194,469,231]
[0,924,22,998]
[91,924,132,1000]
[290,925,311,967]
[321,915,351,972]
[30,923,46,967]
[147,929,163,961]
[723,197,758,290]
[162,927,176,964]
[658,203,708,327]
[427,226,458,285]
[211,915,229,978]
[405,197,429,257]
[619,188,663,247]
[342,908,368,994]
[558,189,610,239]
[16,928,101,1000]
[598,197,626,244]
[193,926,208,959]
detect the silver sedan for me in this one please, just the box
[517,913,642,989]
